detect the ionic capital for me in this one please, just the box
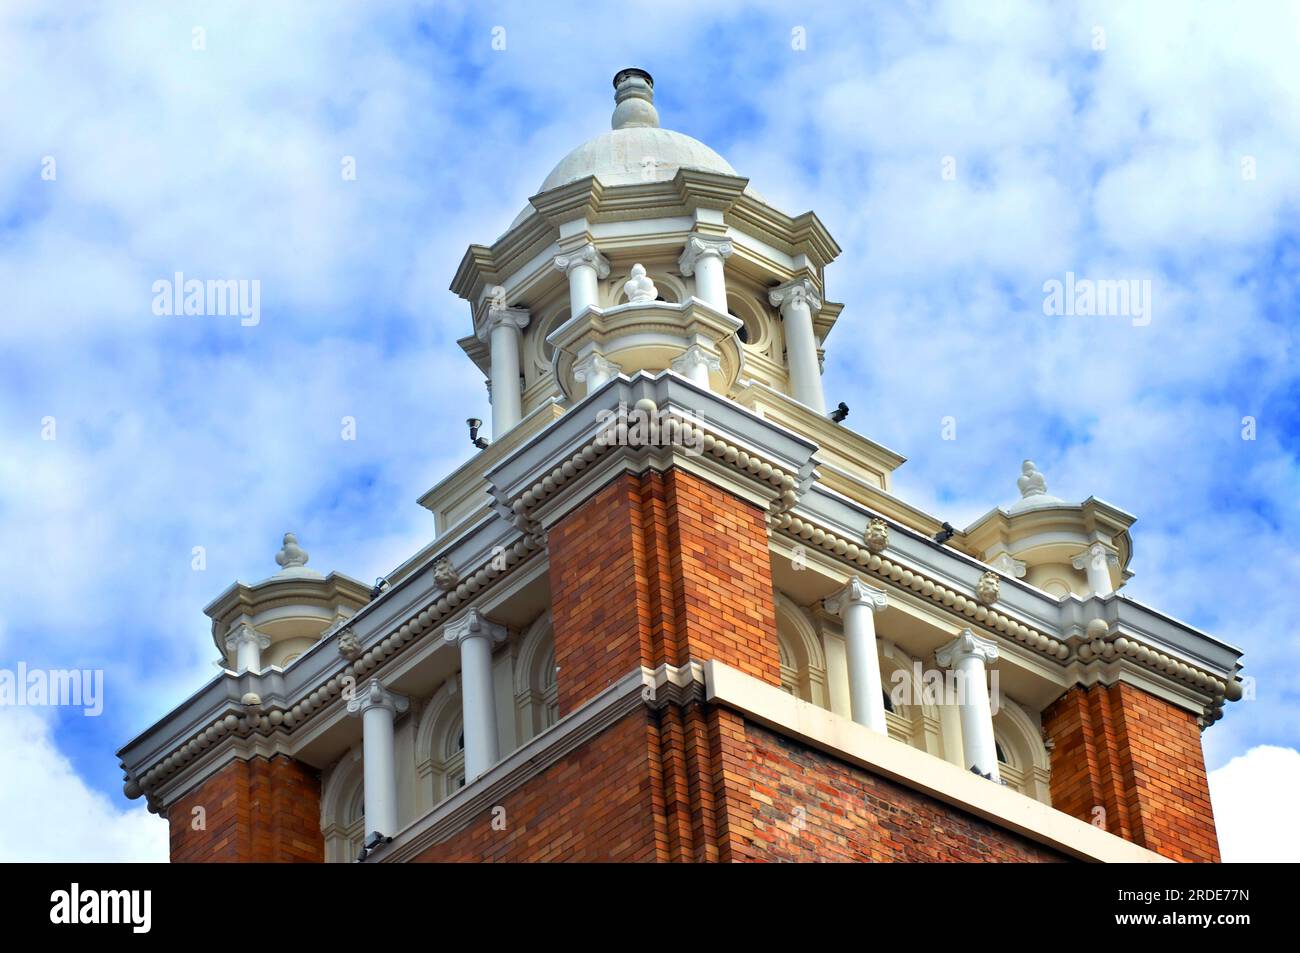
[670,344,722,376]
[678,235,734,276]
[935,628,999,668]
[553,243,611,279]
[224,624,270,653]
[989,553,1027,578]
[1071,542,1119,571]
[477,305,530,344]
[768,277,822,316]
[823,577,888,616]
[573,351,622,384]
[347,678,409,718]
[443,607,508,647]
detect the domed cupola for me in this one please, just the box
[449,68,846,449]
[203,533,371,673]
[532,68,754,197]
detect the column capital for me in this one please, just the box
[823,577,888,616]
[224,623,270,653]
[443,607,508,646]
[347,679,409,718]
[935,628,999,668]
[1071,542,1119,571]
[989,552,1027,578]
[477,305,530,344]
[670,344,721,377]
[678,235,734,276]
[553,242,611,279]
[768,277,822,315]
[573,351,621,385]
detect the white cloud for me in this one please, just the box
[0,708,166,861]
[1209,745,1300,862]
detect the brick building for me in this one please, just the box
[118,69,1243,863]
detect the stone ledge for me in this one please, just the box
[702,659,1170,864]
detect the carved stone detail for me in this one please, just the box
[864,517,889,554]
[432,557,459,589]
[337,629,363,661]
[553,243,611,278]
[976,570,1000,606]
[622,263,657,303]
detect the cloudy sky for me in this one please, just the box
[1,0,1297,862]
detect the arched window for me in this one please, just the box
[878,647,932,751]
[446,726,466,794]
[515,612,559,743]
[775,594,828,707]
[320,750,365,863]
[415,682,469,806]
[992,699,1053,803]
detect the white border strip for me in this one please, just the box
[703,660,1170,864]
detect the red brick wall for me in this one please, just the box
[547,468,781,716]
[1043,681,1219,863]
[169,755,323,863]
[413,704,1070,863]
[414,710,661,862]
[739,721,1068,862]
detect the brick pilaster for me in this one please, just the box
[1043,681,1220,862]
[168,754,324,862]
[547,467,781,716]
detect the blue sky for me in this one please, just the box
[1,0,1298,861]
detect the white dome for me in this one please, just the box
[507,69,757,232]
[539,125,739,191]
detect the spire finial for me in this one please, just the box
[612,68,658,130]
[1007,459,1064,513]
[275,532,309,571]
[1017,460,1048,500]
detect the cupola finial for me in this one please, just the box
[612,67,658,130]
[275,532,309,572]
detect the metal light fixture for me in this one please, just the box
[467,418,489,450]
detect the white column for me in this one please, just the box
[822,578,889,733]
[478,305,529,438]
[348,679,409,838]
[935,629,1000,781]
[553,243,610,316]
[573,351,621,396]
[670,344,722,390]
[224,624,270,674]
[444,608,506,781]
[678,235,734,312]
[768,277,825,414]
[1072,542,1118,596]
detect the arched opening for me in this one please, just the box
[415,682,470,807]
[992,698,1052,803]
[320,750,365,863]
[515,612,559,743]
[774,593,827,708]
